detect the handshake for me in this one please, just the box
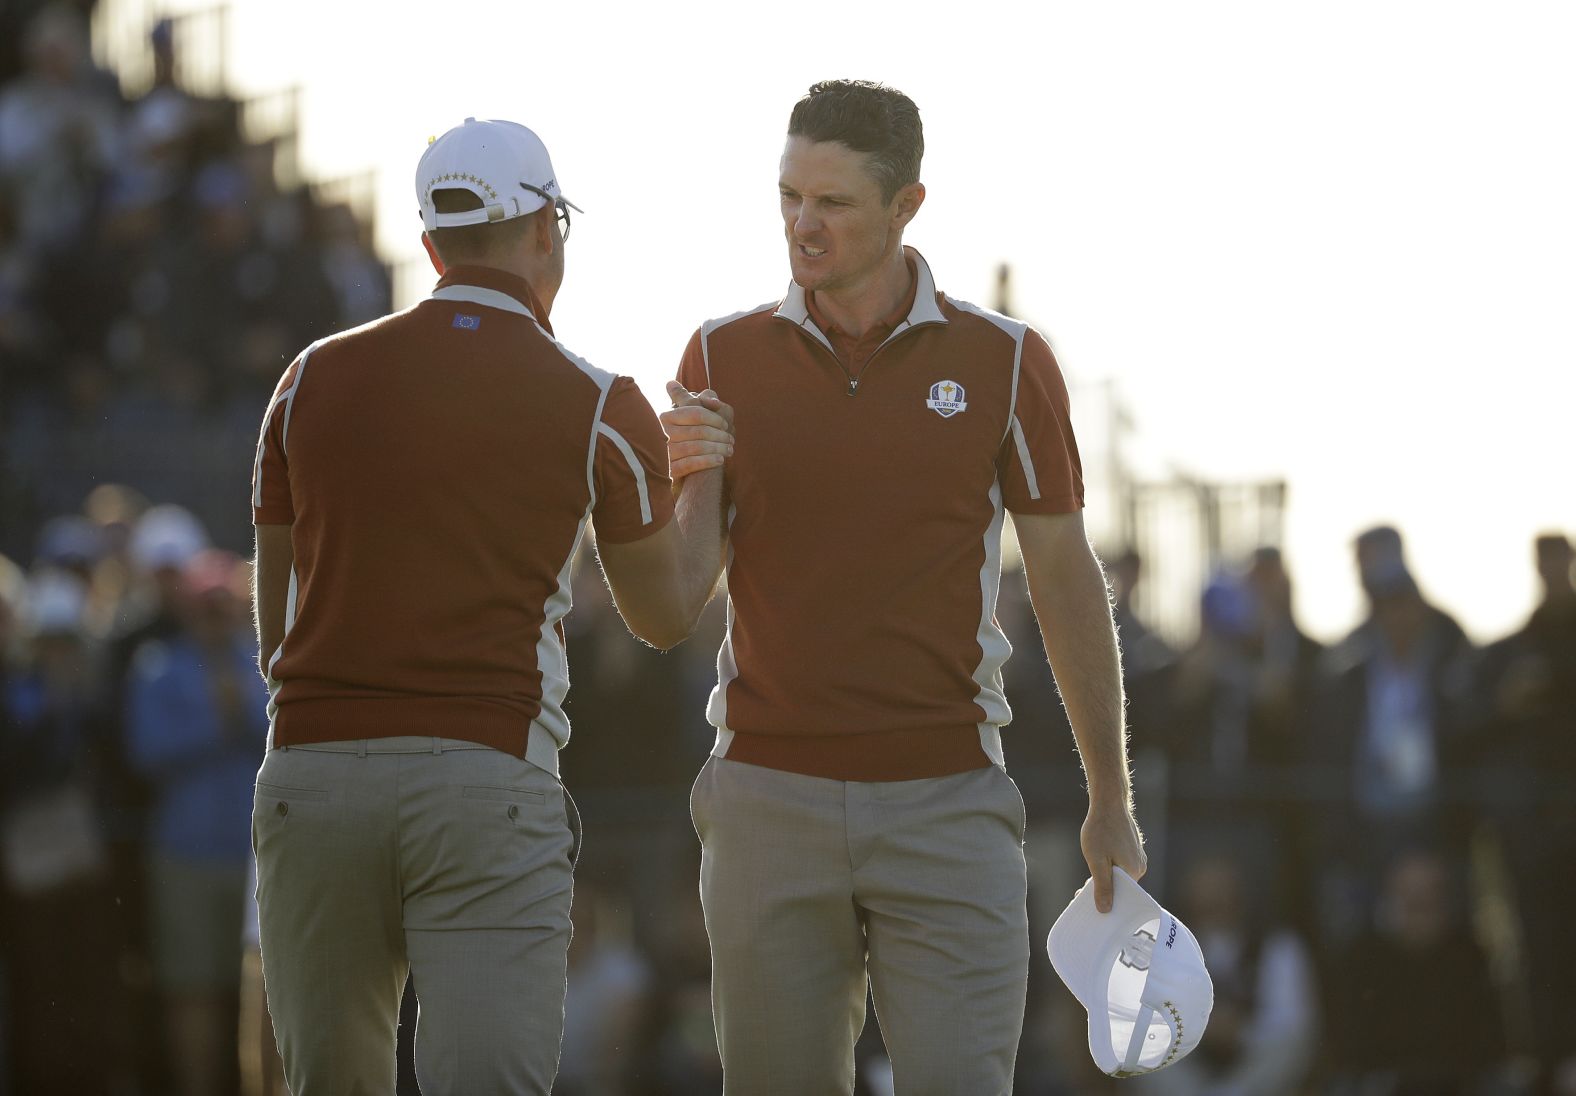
[660,380,735,480]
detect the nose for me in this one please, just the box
[790,201,821,240]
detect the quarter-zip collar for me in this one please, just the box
[774,245,948,357]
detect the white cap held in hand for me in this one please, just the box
[1047,867,1214,1077]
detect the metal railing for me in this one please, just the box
[91,1,230,99]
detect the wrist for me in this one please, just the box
[1085,778,1133,812]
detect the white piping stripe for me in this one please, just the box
[251,394,281,510]
[280,346,316,453]
[1011,415,1042,501]
[430,284,536,320]
[432,284,622,396]
[1005,329,1025,439]
[971,480,1013,763]
[596,422,654,526]
[252,344,317,509]
[945,298,1029,443]
[532,501,593,765]
[585,385,609,507]
[263,564,298,740]
[706,504,740,753]
[539,328,617,391]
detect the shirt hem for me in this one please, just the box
[719,725,992,782]
[270,698,561,775]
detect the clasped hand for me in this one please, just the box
[661,380,735,479]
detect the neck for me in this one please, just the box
[1542,585,1576,610]
[812,245,911,338]
[490,255,558,316]
[439,247,558,316]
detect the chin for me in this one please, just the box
[788,255,832,291]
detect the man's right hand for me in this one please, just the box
[1080,799,1147,914]
[662,381,734,480]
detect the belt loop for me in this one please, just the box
[357,740,367,759]
[432,737,443,755]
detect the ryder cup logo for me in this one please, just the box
[926,379,968,418]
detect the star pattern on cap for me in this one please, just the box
[1160,1000,1184,1065]
[428,172,498,200]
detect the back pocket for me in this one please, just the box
[461,786,546,804]
[255,782,331,802]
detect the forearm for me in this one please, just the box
[254,603,283,680]
[1026,545,1130,807]
[673,467,728,629]
[252,524,293,680]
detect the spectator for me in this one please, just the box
[1110,547,1177,698]
[1127,853,1319,1096]
[1168,570,1260,776]
[32,511,105,589]
[125,548,269,1096]
[1241,547,1323,771]
[115,502,210,666]
[1310,525,1478,944]
[1161,572,1288,906]
[1478,532,1576,1085]
[0,4,118,258]
[1107,547,1177,824]
[642,874,724,1094]
[1328,848,1508,1094]
[1242,546,1326,932]
[101,501,212,1086]
[557,883,655,1096]
[316,200,393,330]
[0,570,131,1093]
[238,853,288,1096]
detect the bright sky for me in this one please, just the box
[111,0,1575,643]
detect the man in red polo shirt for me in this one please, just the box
[251,117,730,1095]
[662,81,1145,1093]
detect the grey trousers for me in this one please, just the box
[252,737,576,1096]
[692,756,1030,1096]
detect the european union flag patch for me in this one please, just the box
[453,313,481,330]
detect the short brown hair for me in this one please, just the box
[425,188,535,264]
[787,80,923,204]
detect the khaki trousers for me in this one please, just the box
[252,737,576,1096]
[692,756,1030,1095]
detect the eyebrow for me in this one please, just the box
[779,181,861,203]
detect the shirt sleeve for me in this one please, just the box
[252,357,303,525]
[998,328,1084,515]
[591,376,675,544]
[675,327,708,394]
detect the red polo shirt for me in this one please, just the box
[677,247,1083,782]
[253,265,673,763]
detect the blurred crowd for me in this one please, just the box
[0,0,391,559]
[3,3,1575,1095]
[1001,530,1576,1096]
[3,500,1572,1096]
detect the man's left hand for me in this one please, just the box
[662,381,734,480]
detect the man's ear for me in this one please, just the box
[891,182,926,231]
[421,232,446,275]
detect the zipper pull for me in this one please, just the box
[847,378,859,396]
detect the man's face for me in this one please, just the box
[779,136,908,296]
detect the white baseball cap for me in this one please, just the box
[129,504,209,572]
[1047,867,1214,1077]
[415,117,581,231]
